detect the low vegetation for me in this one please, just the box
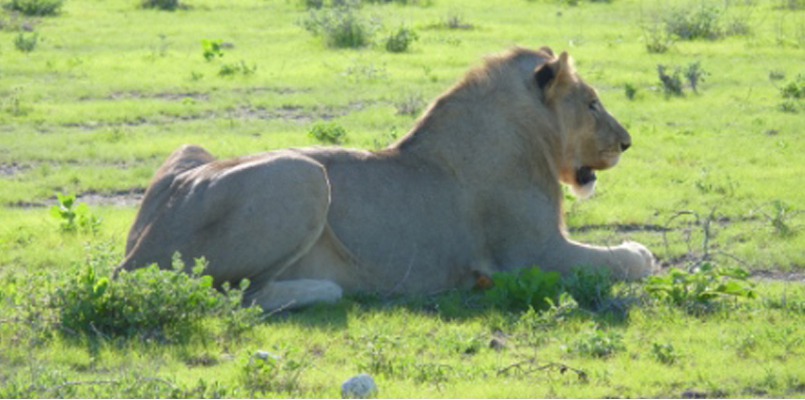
[0,0,803,397]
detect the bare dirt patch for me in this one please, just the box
[77,191,144,208]
[9,190,144,209]
[0,163,31,177]
[751,270,805,283]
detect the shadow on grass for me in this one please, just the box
[264,287,641,331]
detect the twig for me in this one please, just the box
[497,358,587,382]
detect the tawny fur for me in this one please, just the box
[118,47,658,310]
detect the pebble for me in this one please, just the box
[342,374,378,399]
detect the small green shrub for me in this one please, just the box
[624,83,638,100]
[201,39,224,61]
[218,60,257,77]
[645,264,756,314]
[571,328,624,358]
[664,5,723,40]
[242,349,309,396]
[13,32,37,52]
[658,65,684,97]
[780,74,804,99]
[684,61,708,93]
[301,3,373,49]
[441,12,473,30]
[308,122,347,144]
[484,267,563,312]
[385,26,417,53]
[51,254,261,343]
[5,0,63,16]
[562,268,614,311]
[49,193,101,235]
[140,0,181,11]
[643,23,674,53]
[651,342,679,365]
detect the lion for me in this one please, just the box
[117,46,658,310]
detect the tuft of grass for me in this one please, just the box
[684,61,708,94]
[658,64,684,97]
[201,39,224,61]
[13,32,38,52]
[241,349,310,396]
[218,60,257,77]
[301,2,374,49]
[624,83,638,100]
[385,26,417,53]
[308,122,348,144]
[651,342,679,365]
[643,21,674,53]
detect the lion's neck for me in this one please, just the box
[393,92,564,209]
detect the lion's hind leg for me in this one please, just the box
[244,279,343,311]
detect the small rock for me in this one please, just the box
[342,374,378,399]
[254,350,279,361]
[489,337,507,351]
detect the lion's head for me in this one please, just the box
[534,49,632,198]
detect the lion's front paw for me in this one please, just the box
[618,241,659,280]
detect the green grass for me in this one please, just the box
[1,0,804,397]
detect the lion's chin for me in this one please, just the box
[572,166,597,199]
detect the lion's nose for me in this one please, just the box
[620,141,631,152]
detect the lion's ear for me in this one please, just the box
[535,51,576,97]
[535,61,556,90]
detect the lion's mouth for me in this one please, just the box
[575,166,597,186]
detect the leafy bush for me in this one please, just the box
[308,122,348,144]
[49,193,101,234]
[779,74,804,112]
[385,26,417,53]
[140,0,181,11]
[484,267,563,312]
[664,5,723,40]
[13,32,37,52]
[51,254,262,343]
[301,3,373,49]
[780,75,804,99]
[562,268,614,311]
[644,264,756,314]
[570,328,624,358]
[5,0,63,16]
[643,22,674,53]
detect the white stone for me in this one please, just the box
[341,374,378,399]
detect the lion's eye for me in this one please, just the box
[589,100,599,111]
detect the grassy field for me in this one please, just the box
[1,0,804,397]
